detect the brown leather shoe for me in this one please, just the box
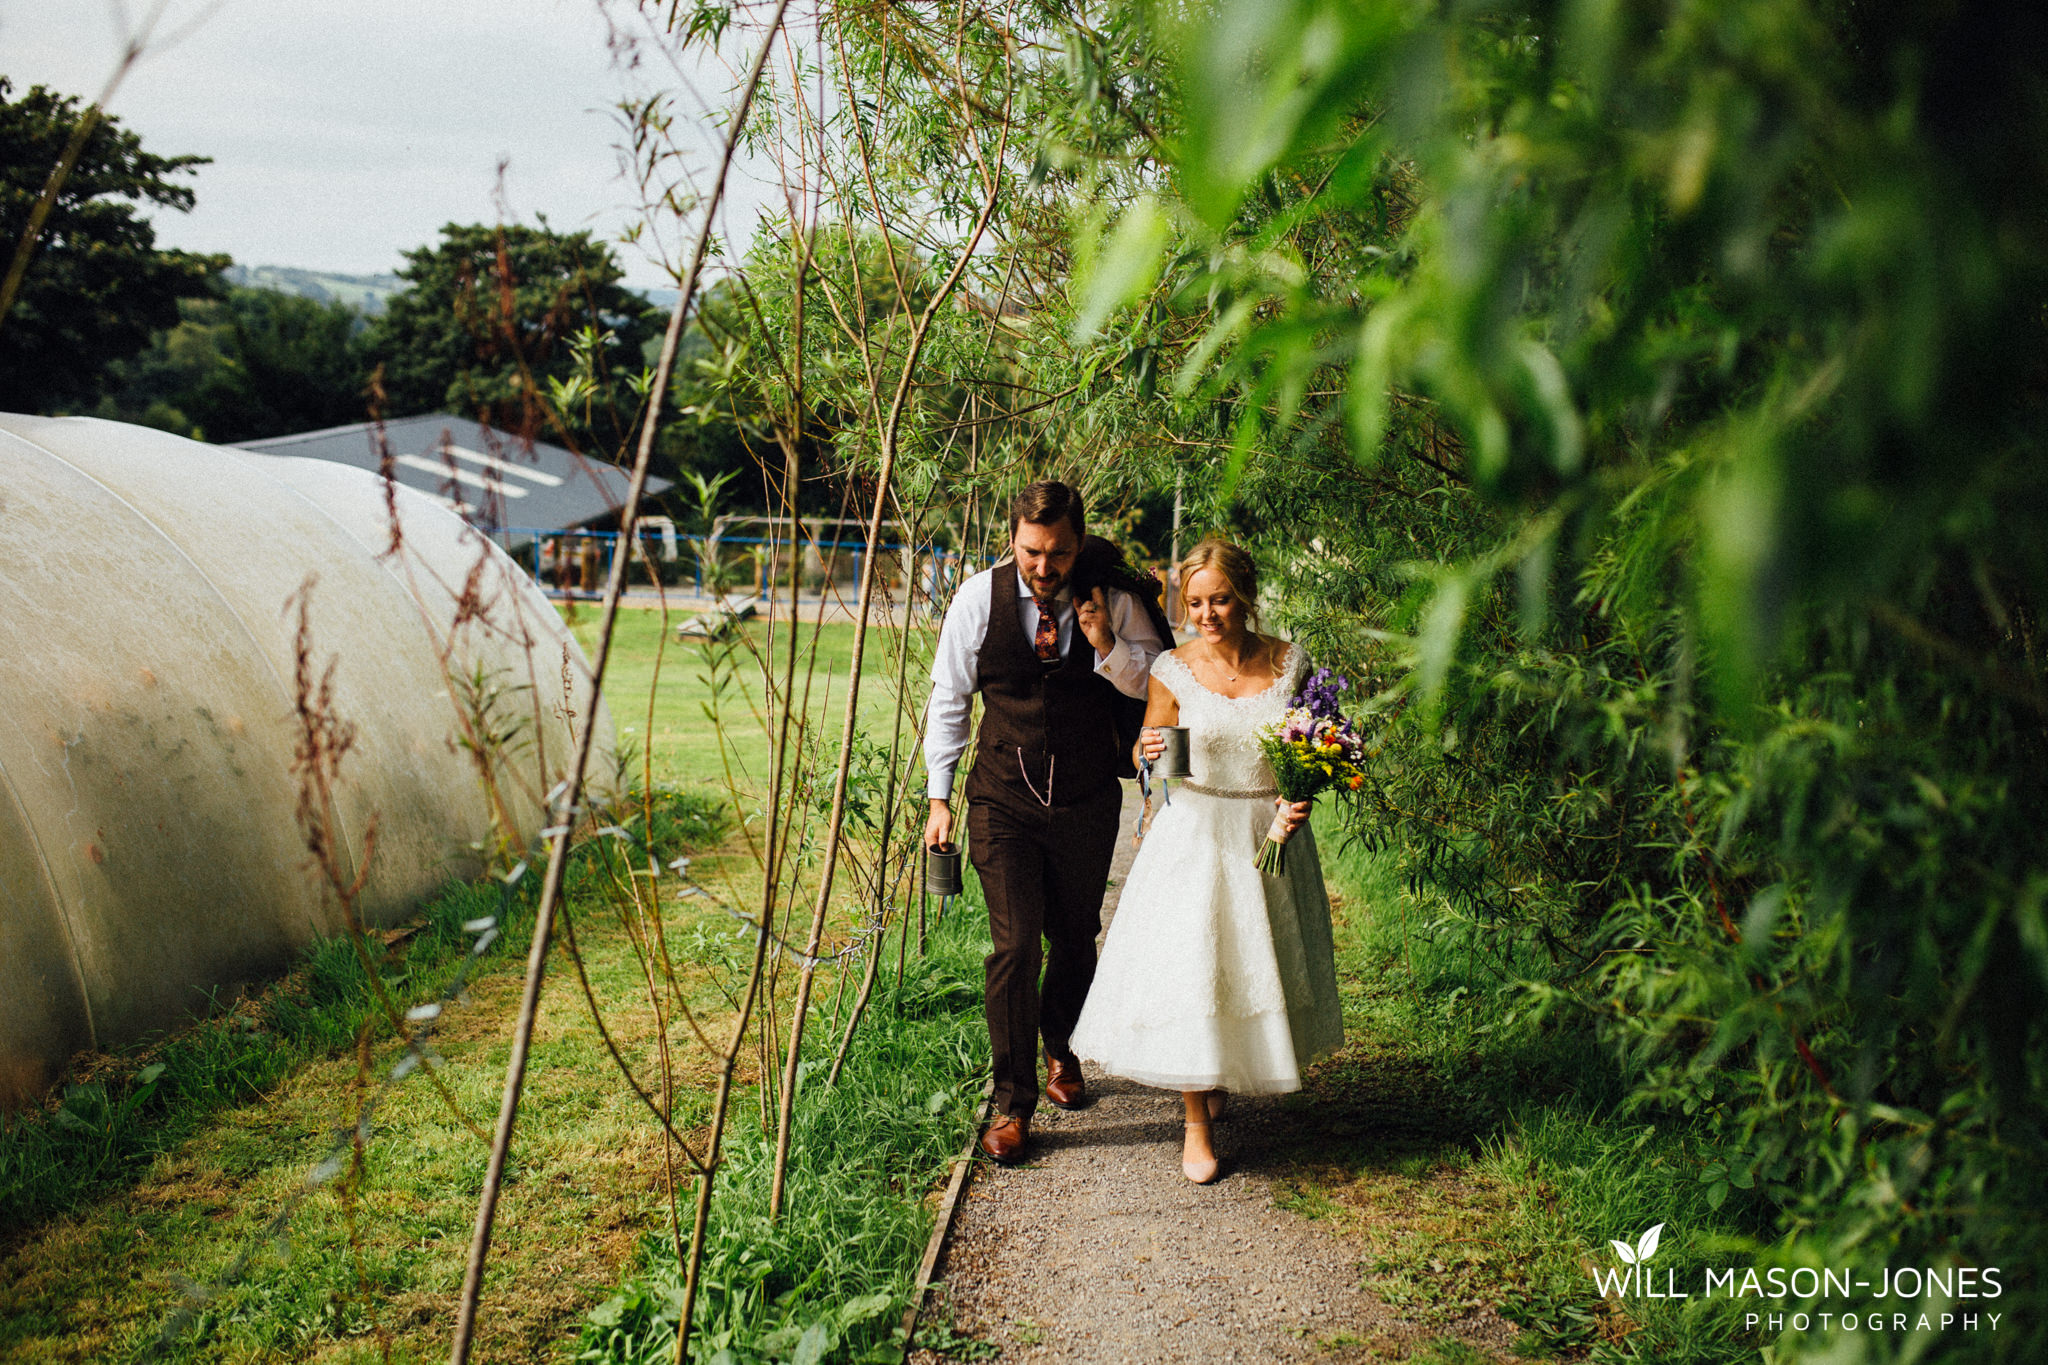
[979,1114,1029,1165]
[1044,1052,1086,1110]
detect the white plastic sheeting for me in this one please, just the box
[0,415,612,1109]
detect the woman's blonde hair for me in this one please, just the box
[1178,537,1259,626]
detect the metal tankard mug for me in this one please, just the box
[1149,726,1192,780]
[925,841,964,897]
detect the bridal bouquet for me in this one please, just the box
[1253,667,1367,875]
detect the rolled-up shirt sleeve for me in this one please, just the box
[1093,587,1167,699]
[922,570,990,801]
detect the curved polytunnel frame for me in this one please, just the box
[0,415,612,1109]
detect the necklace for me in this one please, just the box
[1212,638,1260,682]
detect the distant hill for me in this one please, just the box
[227,265,683,318]
[224,264,406,315]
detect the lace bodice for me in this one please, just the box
[1152,643,1306,790]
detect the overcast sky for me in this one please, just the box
[1,0,775,289]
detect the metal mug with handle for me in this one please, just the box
[1148,725,1192,780]
[925,841,964,897]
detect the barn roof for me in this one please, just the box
[234,413,667,534]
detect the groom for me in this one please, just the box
[923,480,1166,1164]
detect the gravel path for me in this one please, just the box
[910,790,1521,1365]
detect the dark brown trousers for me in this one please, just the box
[966,780,1122,1120]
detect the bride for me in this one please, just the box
[1070,538,1345,1183]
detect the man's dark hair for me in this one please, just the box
[1011,480,1085,536]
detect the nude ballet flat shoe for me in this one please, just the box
[1182,1119,1219,1184]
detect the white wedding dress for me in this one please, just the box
[1071,644,1345,1094]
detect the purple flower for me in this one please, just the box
[1289,665,1354,721]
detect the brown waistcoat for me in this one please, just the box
[963,561,1121,809]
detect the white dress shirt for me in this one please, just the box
[923,563,1166,799]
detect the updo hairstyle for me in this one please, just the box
[1178,537,1260,628]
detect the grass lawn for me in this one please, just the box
[566,606,934,799]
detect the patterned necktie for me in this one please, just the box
[1032,593,1059,662]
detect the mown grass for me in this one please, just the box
[1270,809,1770,1364]
[568,610,931,809]
[0,873,515,1244]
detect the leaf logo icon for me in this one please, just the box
[1635,1224,1664,1262]
[1609,1224,1664,1265]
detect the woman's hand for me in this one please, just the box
[1138,727,1167,764]
[1273,797,1312,842]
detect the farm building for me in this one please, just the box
[234,413,670,542]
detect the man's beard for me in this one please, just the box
[1025,568,1067,597]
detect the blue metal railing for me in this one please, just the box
[494,526,969,607]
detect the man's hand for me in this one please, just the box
[925,798,955,850]
[1076,585,1115,658]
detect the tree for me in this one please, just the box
[0,79,225,412]
[92,286,372,443]
[1069,2,2048,1358]
[365,222,661,451]
[628,3,2048,1358]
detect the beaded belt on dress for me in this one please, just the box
[1180,780,1279,799]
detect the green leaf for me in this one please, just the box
[1415,569,1471,707]
[1739,887,1786,961]
[1346,295,1411,463]
[1179,1,1407,229]
[1516,340,1584,476]
[1071,197,1171,341]
[837,1291,894,1329]
[1695,419,1786,719]
[791,1320,835,1365]
[1172,294,1257,398]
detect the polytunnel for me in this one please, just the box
[0,414,614,1111]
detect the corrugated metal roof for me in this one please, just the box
[233,413,668,534]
